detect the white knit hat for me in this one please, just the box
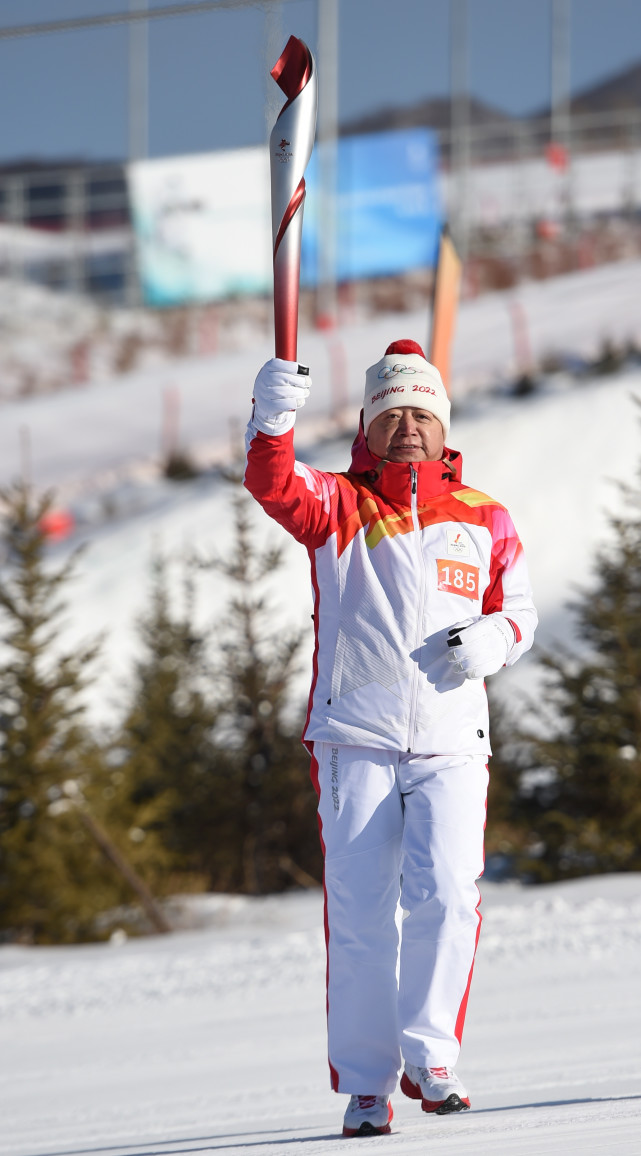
[363,339,450,438]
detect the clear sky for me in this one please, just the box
[0,0,640,164]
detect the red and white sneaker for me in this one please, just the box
[401,1063,470,1114]
[342,1094,393,1137]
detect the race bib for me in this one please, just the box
[436,559,480,600]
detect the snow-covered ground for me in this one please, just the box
[2,260,641,1151]
[2,874,641,1155]
[11,343,641,725]
[441,146,641,225]
[0,260,640,717]
[2,258,641,497]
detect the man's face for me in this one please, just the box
[366,406,445,463]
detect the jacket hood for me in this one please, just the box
[349,410,462,482]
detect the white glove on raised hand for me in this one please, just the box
[446,614,515,680]
[252,358,311,436]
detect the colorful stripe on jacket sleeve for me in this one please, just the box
[483,506,537,665]
[243,420,336,549]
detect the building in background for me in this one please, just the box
[0,89,639,309]
[0,161,133,303]
[127,128,442,310]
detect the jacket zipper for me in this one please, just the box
[407,465,427,752]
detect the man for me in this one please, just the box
[244,339,536,1137]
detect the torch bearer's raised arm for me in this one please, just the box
[269,36,317,363]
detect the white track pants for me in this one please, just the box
[312,743,488,1095]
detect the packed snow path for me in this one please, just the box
[1,259,641,495]
[2,260,641,726]
[2,875,641,1155]
[24,363,641,727]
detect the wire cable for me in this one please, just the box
[0,1,297,42]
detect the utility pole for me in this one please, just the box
[67,169,86,295]
[550,0,572,232]
[316,0,339,329]
[127,0,148,306]
[550,0,571,155]
[449,0,470,264]
[128,0,149,161]
[264,0,284,130]
[6,174,25,284]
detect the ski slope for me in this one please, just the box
[1,258,641,496]
[2,874,640,1155]
[1,260,641,1151]
[26,360,641,726]
[0,259,640,723]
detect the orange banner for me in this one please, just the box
[428,228,462,397]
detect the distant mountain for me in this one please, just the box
[339,95,517,161]
[340,95,512,138]
[340,93,509,136]
[564,60,641,117]
[339,58,641,140]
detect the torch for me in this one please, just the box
[269,36,317,364]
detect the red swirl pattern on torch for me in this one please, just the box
[271,35,313,107]
[273,178,306,259]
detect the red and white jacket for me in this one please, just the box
[244,419,537,756]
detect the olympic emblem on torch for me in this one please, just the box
[269,36,317,362]
[275,137,293,163]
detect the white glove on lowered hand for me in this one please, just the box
[446,614,515,680]
[252,358,311,436]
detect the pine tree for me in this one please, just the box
[483,673,531,877]
[197,482,322,895]
[0,483,114,942]
[109,554,219,893]
[519,468,641,881]
[112,483,321,897]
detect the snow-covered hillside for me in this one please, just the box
[2,259,641,496]
[2,261,641,1152]
[18,361,641,726]
[1,259,640,723]
[2,874,640,1155]
[441,147,641,224]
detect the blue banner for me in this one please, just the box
[301,127,442,284]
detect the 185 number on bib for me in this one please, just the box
[436,559,479,600]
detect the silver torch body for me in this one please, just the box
[269,36,318,362]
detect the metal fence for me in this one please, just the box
[0,107,639,306]
[0,163,136,303]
